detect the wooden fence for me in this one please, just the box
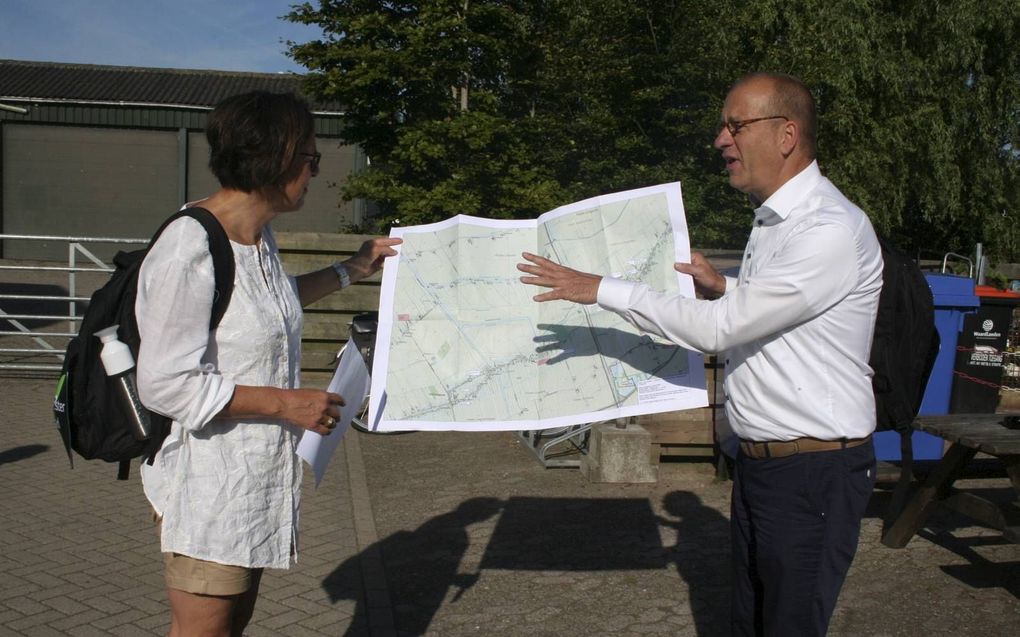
[275,232,383,385]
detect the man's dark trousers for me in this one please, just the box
[730,441,876,636]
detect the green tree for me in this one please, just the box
[288,1,561,224]
[288,0,1020,260]
[287,1,734,243]
[702,0,1020,260]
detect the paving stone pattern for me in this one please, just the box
[1,377,1017,636]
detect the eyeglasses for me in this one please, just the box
[300,152,321,171]
[721,115,788,136]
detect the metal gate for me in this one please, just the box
[0,233,146,374]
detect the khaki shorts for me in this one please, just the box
[163,552,257,596]
[153,510,258,596]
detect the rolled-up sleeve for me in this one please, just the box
[135,219,236,431]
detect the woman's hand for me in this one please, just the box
[295,236,402,306]
[221,386,345,436]
[343,237,403,283]
[276,389,346,435]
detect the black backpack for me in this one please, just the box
[53,208,234,479]
[869,237,940,432]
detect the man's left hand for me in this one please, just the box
[518,252,602,304]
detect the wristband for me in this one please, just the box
[332,262,352,289]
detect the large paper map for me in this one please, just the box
[367,183,707,431]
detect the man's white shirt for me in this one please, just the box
[597,161,883,442]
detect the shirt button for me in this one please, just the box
[756,219,763,226]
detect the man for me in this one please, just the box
[518,73,883,636]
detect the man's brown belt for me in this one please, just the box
[738,435,872,459]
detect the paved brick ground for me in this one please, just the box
[1,377,362,637]
[2,376,1018,636]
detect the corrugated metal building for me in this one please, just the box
[0,59,366,260]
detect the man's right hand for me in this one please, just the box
[674,252,727,299]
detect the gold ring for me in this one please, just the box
[325,417,335,427]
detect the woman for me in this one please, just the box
[134,91,400,636]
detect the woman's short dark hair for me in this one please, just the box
[206,91,315,194]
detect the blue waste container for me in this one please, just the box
[874,273,979,461]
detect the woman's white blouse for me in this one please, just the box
[135,216,304,569]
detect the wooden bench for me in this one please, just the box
[881,414,1020,547]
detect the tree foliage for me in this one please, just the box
[288,0,1020,259]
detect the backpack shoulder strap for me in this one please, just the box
[148,208,235,329]
[179,207,234,329]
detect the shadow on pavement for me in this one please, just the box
[0,444,49,465]
[659,491,732,636]
[481,496,667,570]
[323,493,731,636]
[921,526,1020,600]
[323,497,502,637]
[939,559,1020,600]
[868,485,1020,600]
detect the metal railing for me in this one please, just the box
[0,233,147,373]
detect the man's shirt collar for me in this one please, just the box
[753,160,822,227]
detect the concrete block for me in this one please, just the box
[580,421,658,483]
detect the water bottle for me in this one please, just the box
[96,325,152,441]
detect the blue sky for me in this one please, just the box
[0,0,324,73]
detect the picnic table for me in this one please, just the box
[881,414,1020,547]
